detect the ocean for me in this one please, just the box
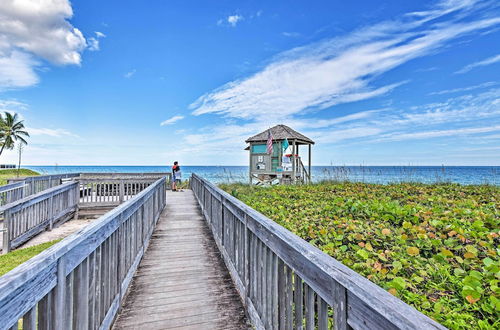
[24,165,499,185]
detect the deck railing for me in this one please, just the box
[6,173,80,201]
[78,178,163,206]
[1,182,79,253]
[0,182,26,206]
[0,176,166,330]
[190,174,445,330]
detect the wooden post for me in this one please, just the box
[119,180,125,203]
[308,144,312,183]
[249,143,252,185]
[54,257,66,329]
[2,211,10,253]
[292,140,296,183]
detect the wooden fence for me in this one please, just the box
[1,182,79,253]
[0,176,166,330]
[0,182,26,206]
[190,174,445,330]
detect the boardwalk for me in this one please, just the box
[113,190,249,329]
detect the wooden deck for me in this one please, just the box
[112,190,249,329]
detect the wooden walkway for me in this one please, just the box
[112,190,249,329]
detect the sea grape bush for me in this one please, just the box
[220,182,499,329]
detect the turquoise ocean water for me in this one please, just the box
[24,165,499,185]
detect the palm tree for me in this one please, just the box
[0,112,29,157]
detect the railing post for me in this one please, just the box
[48,194,54,231]
[119,180,125,203]
[54,257,66,329]
[2,211,10,254]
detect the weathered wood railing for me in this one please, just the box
[8,173,80,195]
[0,182,26,206]
[78,178,165,206]
[1,182,79,253]
[0,176,166,329]
[191,174,445,330]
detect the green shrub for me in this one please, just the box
[220,182,500,329]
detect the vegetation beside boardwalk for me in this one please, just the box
[0,239,61,276]
[221,182,500,329]
[0,168,39,185]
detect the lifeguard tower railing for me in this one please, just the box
[191,174,445,330]
[0,176,167,330]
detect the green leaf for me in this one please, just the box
[356,249,369,260]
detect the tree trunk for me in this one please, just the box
[0,143,5,157]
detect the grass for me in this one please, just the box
[0,239,61,277]
[0,168,39,185]
[221,182,500,329]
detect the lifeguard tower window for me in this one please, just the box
[251,144,267,153]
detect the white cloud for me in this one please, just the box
[0,99,28,111]
[87,31,106,52]
[227,15,243,26]
[160,115,184,126]
[0,0,89,89]
[377,125,500,142]
[455,53,500,73]
[28,127,78,138]
[124,69,136,78]
[429,81,497,95]
[87,38,100,51]
[218,14,243,27]
[0,51,39,88]
[192,1,500,121]
[282,32,301,38]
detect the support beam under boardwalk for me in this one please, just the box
[112,190,249,329]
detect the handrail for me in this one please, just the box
[78,177,167,206]
[190,174,445,330]
[0,176,167,329]
[1,182,79,253]
[0,182,26,206]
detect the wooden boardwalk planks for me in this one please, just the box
[112,190,249,330]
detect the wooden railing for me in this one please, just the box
[0,182,26,206]
[0,176,166,330]
[78,178,166,206]
[191,174,445,330]
[6,173,80,201]
[1,182,79,253]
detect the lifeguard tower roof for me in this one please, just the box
[245,124,315,145]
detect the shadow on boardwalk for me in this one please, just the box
[113,190,249,329]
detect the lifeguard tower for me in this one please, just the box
[245,125,314,185]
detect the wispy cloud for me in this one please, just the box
[282,32,301,38]
[29,127,79,138]
[218,14,244,27]
[160,115,184,126]
[0,0,90,89]
[87,31,106,52]
[455,53,500,73]
[192,0,500,121]
[124,69,136,78]
[429,81,497,95]
[376,125,500,142]
[0,99,29,112]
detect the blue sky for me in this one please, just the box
[0,0,499,166]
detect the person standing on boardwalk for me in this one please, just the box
[171,161,182,191]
